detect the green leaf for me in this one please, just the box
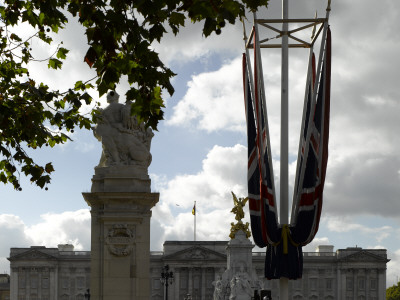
[39,12,46,25]
[170,12,185,27]
[0,0,270,190]
[44,163,55,173]
[56,47,69,59]
[80,92,92,105]
[74,80,84,91]
[0,172,6,184]
[48,58,63,69]
[10,33,22,42]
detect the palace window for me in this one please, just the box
[42,277,49,289]
[309,278,317,290]
[370,278,377,290]
[76,277,85,289]
[30,276,38,289]
[346,277,353,291]
[326,278,333,290]
[358,277,365,290]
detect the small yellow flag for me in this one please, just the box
[192,204,196,215]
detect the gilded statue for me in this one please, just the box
[229,192,251,239]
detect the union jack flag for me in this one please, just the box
[291,27,331,245]
[243,26,279,248]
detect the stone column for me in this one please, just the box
[174,268,180,300]
[366,269,370,300]
[188,267,193,295]
[10,267,18,300]
[336,268,340,299]
[83,166,159,300]
[201,268,206,300]
[353,269,357,299]
[378,268,386,300]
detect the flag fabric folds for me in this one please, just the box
[243,26,280,250]
[291,27,331,246]
[242,23,331,279]
[192,203,196,215]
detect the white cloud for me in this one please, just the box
[325,216,393,244]
[155,17,243,65]
[166,57,246,132]
[25,209,91,250]
[324,153,400,217]
[303,237,331,253]
[0,210,91,273]
[159,144,247,209]
[387,249,400,287]
[0,215,33,256]
[150,144,248,250]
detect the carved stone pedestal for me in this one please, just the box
[214,230,256,299]
[227,230,254,275]
[83,166,159,300]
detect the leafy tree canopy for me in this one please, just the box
[0,0,268,190]
[387,282,400,300]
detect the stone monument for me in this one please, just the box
[213,192,260,300]
[83,91,159,300]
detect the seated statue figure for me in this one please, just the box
[212,276,225,300]
[93,91,154,168]
[229,264,253,300]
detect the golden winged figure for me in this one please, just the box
[229,192,251,239]
[230,191,248,221]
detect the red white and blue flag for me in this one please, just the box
[243,22,331,279]
[291,27,331,246]
[243,27,279,249]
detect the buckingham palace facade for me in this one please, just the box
[8,242,389,299]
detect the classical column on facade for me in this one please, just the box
[354,268,358,298]
[201,267,206,298]
[378,268,386,299]
[365,269,369,300]
[188,267,193,295]
[173,268,181,299]
[83,91,159,300]
[9,267,18,300]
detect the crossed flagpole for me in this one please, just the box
[242,1,331,299]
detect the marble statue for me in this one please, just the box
[212,276,225,300]
[229,275,253,300]
[93,91,153,168]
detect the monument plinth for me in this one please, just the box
[213,193,259,300]
[83,91,159,300]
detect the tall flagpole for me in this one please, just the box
[280,0,289,299]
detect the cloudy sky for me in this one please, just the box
[1,0,400,288]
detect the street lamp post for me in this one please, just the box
[160,265,174,300]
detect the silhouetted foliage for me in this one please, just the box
[0,0,269,190]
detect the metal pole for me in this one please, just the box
[194,201,196,241]
[165,281,169,300]
[280,0,289,299]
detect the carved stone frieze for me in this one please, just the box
[105,224,135,257]
[185,248,209,259]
